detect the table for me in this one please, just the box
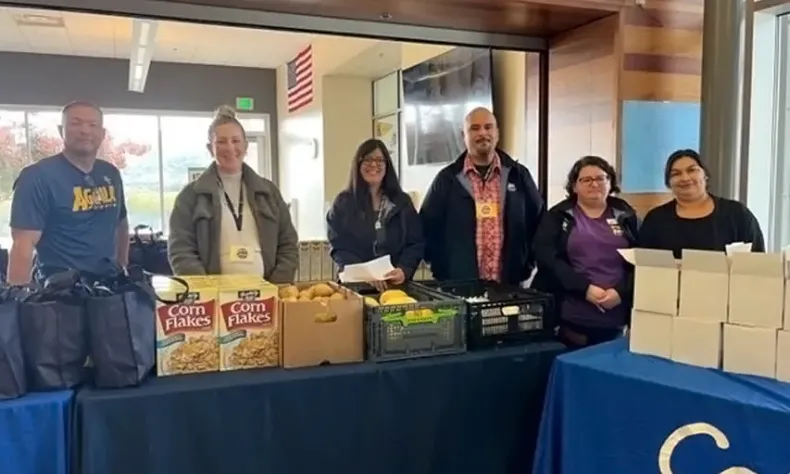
[76,342,563,474]
[0,390,73,474]
[533,339,790,474]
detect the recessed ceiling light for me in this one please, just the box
[14,13,65,28]
[379,12,392,20]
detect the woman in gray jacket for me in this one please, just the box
[167,107,298,283]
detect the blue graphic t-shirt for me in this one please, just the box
[10,154,127,279]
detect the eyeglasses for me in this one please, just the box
[577,176,609,186]
[362,157,385,167]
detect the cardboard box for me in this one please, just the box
[297,242,311,282]
[280,282,364,368]
[632,249,679,316]
[310,242,324,281]
[155,277,219,376]
[218,280,280,371]
[723,324,777,378]
[629,310,673,359]
[670,317,722,369]
[319,242,335,281]
[728,252,784,329]
[776,330,790,382]
[678,249,729,322]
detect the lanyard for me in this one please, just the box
[217,176,244,232]
[374,202,387,230]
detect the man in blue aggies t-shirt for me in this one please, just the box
[7,101,129,284]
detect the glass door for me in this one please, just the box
[246,133,271,180]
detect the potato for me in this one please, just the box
[298,290,312,301]
[363,297,379,306]
[281,296,298,302]
[311,283,335,298]
[329,292,345,300]
[279,285,299,299]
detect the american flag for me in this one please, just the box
[287,45,313,113]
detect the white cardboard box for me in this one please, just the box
[632,249,679,316]
[678,249,729,322]
[777,330,790,383]
[670,317,722,369]
[723,324,777,378]
[728,252,784,329]
[630,310,673,359]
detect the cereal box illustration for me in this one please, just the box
[156,280,219,376]
[218,280,279,371]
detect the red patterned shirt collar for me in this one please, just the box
[463,152,501,176]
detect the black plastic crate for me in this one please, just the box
[413,280,554,349]
[343,282,466,362]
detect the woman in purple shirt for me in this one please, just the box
[532,156,639,349]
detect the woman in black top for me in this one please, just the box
[639,149,764,258]
[326,139,424,290]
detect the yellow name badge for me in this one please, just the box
[475,201,499,219]
[229,245,254,263]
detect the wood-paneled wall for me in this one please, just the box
[545,14,619,206]
[617,0,704,216]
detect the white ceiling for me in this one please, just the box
[0,6,315,68]
[329,41,402,79]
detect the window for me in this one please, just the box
[0,110,28,247]
[766,13,790,250]
[104,114,159,230]
[27,111,62,162]
[0,108,271,240]
[372,72,404,191]
[238,116,266,133]
[160,116,213,233]
[373,72,399,116]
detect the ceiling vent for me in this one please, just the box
[13,13,65,28]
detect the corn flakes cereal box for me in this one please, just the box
[218,279,279,371]
[155,278,219,376]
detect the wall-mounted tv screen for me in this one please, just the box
[402,47,493,166]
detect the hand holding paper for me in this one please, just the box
[338,256,396,283]
[384,268,406,285]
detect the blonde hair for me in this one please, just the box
[207,105,246,141]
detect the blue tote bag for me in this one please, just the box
[82,267,188,388]
[19,272,89,391]
[0,287,28,399]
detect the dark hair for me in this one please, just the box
[347,138,404,210]
[207,105,246,141]
[61,100,103,124]
[664,149,708,187]
[564,155,620,197]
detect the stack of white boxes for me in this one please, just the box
[629,249,678,359]
[725,252,783,378]
[629,248,790,382]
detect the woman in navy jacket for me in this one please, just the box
[326,139,424,290]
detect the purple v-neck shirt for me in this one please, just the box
[561,206,629,328]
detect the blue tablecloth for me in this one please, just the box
[0,390,73,474]
[76,343,563,474]
[533,338,790,474]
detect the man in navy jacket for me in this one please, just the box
[420,107,543,285]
